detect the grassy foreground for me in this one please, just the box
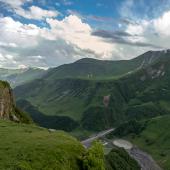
[0,120,85,170]
[0,119,142,170]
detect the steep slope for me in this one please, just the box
[16,99,79,131]
[0,119,85,170]
[130,116,170,170]
[81,54,170,131]
[0,119,141,170]
[0,80,31,123]
[110,115,170,170]
[14,78,127,126]
[14,50,170,132]
[0,67,46,87]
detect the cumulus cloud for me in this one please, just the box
[0,17,41,47]
[5,39,102,67]
[0,15,115,59]
[45,15,115,58]
[1,4,170,69]
[0,15,118,68]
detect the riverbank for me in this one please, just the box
[113,139,162,170]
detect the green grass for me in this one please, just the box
[127,115,170,170]
[0,120,85,170]
[0,80,10,88]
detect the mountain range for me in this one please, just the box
[0,67,45,87]
[13,50,170,134]
[1,49,170,169]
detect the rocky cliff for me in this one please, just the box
[0,81,31,123]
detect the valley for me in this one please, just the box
[14,50,170,134]
[0,79,141,170]
[1,0,170,169]
[0,50,170,170]
[81,127,162,170]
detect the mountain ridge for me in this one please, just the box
[14,50,170,133]
[43,50,170,81]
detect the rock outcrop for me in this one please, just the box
[0,81,31,123]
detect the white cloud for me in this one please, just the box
[46,15,115,59]
[15,6,59,20]
[124,10,170,51]
[0,15,115,59]
[153,10,170,36]
[0,52,17,66]
[126,24,144,35]
[0,17,40,47]
[0,42,18,47]
[126,20,150,43]
[0,15,118,68]
[1,9,170,68]
[0,0,59,20]
[18,64,28,69]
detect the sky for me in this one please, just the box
[0,0,170,68]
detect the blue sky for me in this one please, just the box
[0,0,170,68]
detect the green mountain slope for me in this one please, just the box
[130,116,170,170]
[14,50,170,132]
[16,99,79,131]
[0,67,45,87]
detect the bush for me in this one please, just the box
[105,148,140,170]
[80,141,105,170]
